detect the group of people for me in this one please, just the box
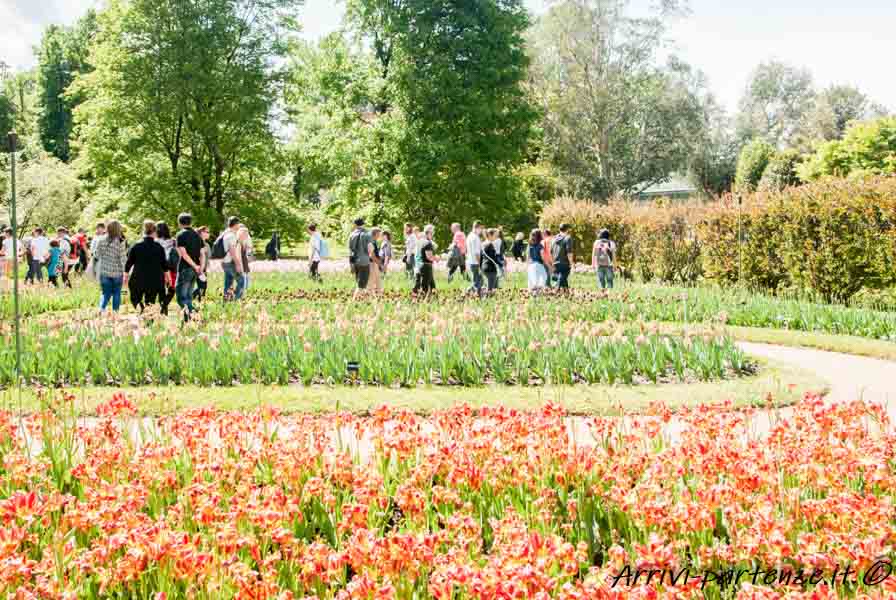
[0,226,90,289]
[346,219,619,297]
[0,214,258,319]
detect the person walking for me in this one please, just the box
[551,223,574,290]
[380,231,393,277]
[125,220,167,312]
[1,228,16,291]
[265,232,281,261]
[193,226,211,302]
[155,222,176,315]
[96,220,128,313]
[29,228,50,285]
[368,227,384,294]
[512,233,526,262]
[413,224,438,296]
[541,228,554,288]
[447,223,467,283]
[482,228,501,294]
[593,229,617,290]
[495,228,507,282]
[348,218,372,297]
[46,240,62,287]
[55,228,74,289]
[221,216,245,301]
[403,223,416,280]
[74,228,89,273]
[173,213,203,320]
[465,222,484,297]
[527,229,548,292]
[22,232,35,284]
[308,224,323,282]
[238,226,253,293]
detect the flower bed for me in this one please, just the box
[2,395,894,598]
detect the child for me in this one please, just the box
[47,240,62,287]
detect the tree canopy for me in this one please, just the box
[75,0,304,235]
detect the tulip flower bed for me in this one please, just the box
[0,297,751,387]
[2,394,895,598]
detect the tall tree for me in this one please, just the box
[36,11,98,162]
[75,0,303,232]
[798,84,889,147]
[528,0,703,199]
[688,95,739,197]
[736,60,815,148]
[340,0,538,230]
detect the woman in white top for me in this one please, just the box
[1,228,17,289]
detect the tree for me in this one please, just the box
[1,150,84,232]
[75,0,304,234]
[798,84,889,147]
[734,138,775,192]
[528,0,704,199]
[36,11,98,162]
[798,116,896,181]
[339,0,538,231]
[688,95,739,197]
[736,60,814,148]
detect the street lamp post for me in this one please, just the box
[6,131,21,388]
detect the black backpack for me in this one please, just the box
[211,234,227,260]
[167,245,180,271]
[551,235,569,263]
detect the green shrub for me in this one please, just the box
[541,177,896,301]
[799,116,896,181]
[758,149,802,191]
[735,139,775,192]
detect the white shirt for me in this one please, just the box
[465,231,482,266]
[221,231,238,264]
[58,237,71,257]
[2,237,15,260]
[309,232,322,262]
[31,236,50,261]
[405,233,417,258]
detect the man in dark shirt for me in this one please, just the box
[413,224,438,296]
[552,223,575,290]
[124,220,168,312]
[174,213,203,321]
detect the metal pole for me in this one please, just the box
[737,195,743,287]
[7,131,21,388]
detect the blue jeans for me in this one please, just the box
[555,263,571,289]
[467,264,483,296]
[100,276,123,311]
[597,266,614,289]
[223,262,245,300]
[175,269,197,318]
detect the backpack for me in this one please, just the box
[551,235,569,264]
[595,240,614,267]
[348,230,364,263]
[319,238,330,259]
[67,237,80,260]
[167,244,181,271]
[211,234,227,260]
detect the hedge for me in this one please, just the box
[540,176,896,302]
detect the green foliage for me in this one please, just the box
[688,97,739,197]
[528,1,705,199]
[734,139,775,192]
[736,60,815,147]
[290,0,537,242]
[543,177,896,302]
[798,84,889,148]
[758,149,802,191]
[798,117,896,181]
[36,12,97,162]
[0,94,12,138]
[75,0,304,237]
[1,149,84,232]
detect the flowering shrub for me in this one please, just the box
[2,395,895,598]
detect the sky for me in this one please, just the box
[2,0,895,113]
